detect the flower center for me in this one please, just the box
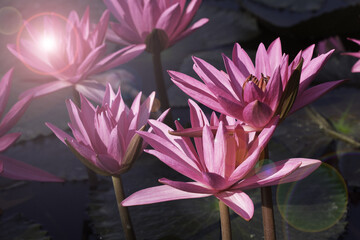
[244,73,270,92]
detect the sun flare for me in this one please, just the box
[40,33,57,53]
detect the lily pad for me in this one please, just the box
[248,0,325,12]
[0,214,49,240]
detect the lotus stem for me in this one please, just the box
[219,200,232,240]
[260,146,276,240]
[72,88,98,189]
[151,51,173,125]
[112,175,136,240]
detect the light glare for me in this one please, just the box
[40,33,57,53]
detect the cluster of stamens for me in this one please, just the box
[243,73,270,92]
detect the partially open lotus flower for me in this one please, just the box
[317,36,344,55]
[343,38,360,73]
[0,69,62,182]
[169,38,344,130]
[104,0,208,50]
[8,8,145,102]
[46,84,168,176]
[122,114,321,221]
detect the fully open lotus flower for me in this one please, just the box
[0,69,62,182]
[104,0,209,50]
[169,38,344,130]
[8,8,145,102]
[122,116,321,220]
[343,38,360,73]
[46,84,169,176]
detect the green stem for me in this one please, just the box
[151,51,173,125]
[260,146,276,240]
[112,175,136,240]
[219,200,232,240]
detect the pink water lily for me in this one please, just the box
[104,0,208,49]
[343,38,360,73]
[169,38,344,130]
[0,68,62,182]
[8,8,145,102]
[122,104,321,221]
[47,84,168,176]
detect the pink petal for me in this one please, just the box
[229,118,278,182]
[122,185,211,206]
[19,81,72,99]
[351,60,360,73]
[95,153,121,175]
[216,190,254,221]
[242,100,273,129]
[193,56,238,101]
[217,94,244,120]
[255,43,271,77]
[77,43,107,75]
[213,122,226,176]
[171,18,209,45]
[188,99,209,166]
[0,68,13,119]
[233,158,302,190]
[168,70,224,113]
[137,91,155,128]
[146,120,201,169]
[301,44,315,67]
[290,80,345,114]
[75,81,106,104]
[232,43,255,77]
[7,43,55,74]
[0,133,21,152]
[299,50,334,92]
[145,148,203,183]
[110,22,143,44]
[0,95,32,136]
[107,126,124,163]
[155,3,182,38]
[66,138,100,169]
[138,129,203,180]
[159,178,213,194]
[271,158,321,184]
[267,38,282,70]
[46,122,74,145]
[202,125,215,172]
[92,44,145,74]
[243,81,264,103]
[171,0,203,40]
[264,66,282,110]
[0,155,63,182]
[222,54,245,99]
[173,121,201,167]
[348,37,360,46]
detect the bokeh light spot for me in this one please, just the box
[276,163,347,232]
[16,12,79,76]
[0,7,22,35]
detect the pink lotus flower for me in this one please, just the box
[46,84,168,176]
[0,68,62,182]
[317,36,344,55]
[104,0,208,49]
[8,8,145,102]
[169,38,344,130]
[343,38,360,73]
[122,102,321,221]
